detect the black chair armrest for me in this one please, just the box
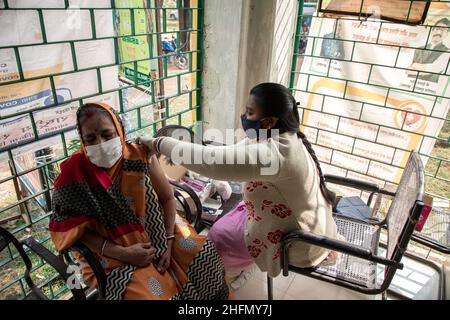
[170,180,204,232]
[0,227,48,300]
[281,229,402,276]
[411,233,450,254]
[324,174,381,193]
[69,242,107,300]
[22,237,86,300]
[324,175,396,208]
[173,189,194,223]
[325,174,397,197]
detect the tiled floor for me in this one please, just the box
[232,267,380,300]
[200,227,380,300]
[230,254,443,300]
[381,254,442,300]
[198,228,443,300]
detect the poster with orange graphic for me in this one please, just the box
[296,4,450,185]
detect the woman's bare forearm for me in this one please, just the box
[161,198,176,236]
[79,230,125,261]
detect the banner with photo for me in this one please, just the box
[115,0,159,85]
[319,0,429,24]
[296,3,450,185]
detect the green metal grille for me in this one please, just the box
[0,0,204,300]
[290,0,449,203]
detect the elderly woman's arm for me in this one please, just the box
[147,154,176,273]
[79,230,156,267]
[148,154,176,236]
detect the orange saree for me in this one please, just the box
[49,103,229,300]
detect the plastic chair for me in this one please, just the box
[268,152,425,300]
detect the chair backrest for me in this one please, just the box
[0,228,8,254]
[1,227,88,300]
[67,242,106,300]
[154,124,198,144]
[0,227,47,300]
[161,160,189,181]
[386,152,425,263]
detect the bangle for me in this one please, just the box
[166,234,175,240]
[100,239,108,256]
[151,138,158,153]
[154,137,164,153]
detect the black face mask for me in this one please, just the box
[241,114,264,139]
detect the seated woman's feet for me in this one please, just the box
[319,233,345,267]
[228,264,257,291]
[320,250,338,266]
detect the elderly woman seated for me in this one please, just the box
[49,102,230,300]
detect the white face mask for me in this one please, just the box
[85,136,123,168]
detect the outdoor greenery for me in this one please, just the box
[425,120,450,199]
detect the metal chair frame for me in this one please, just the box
[267,152,425,300]
[0,226,86,300]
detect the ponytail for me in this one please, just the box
[297,131,336,206]
[292,97,336,206]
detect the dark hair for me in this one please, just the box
[250,82,336,206]
[435,18,450,27]
[76,103,125,140]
